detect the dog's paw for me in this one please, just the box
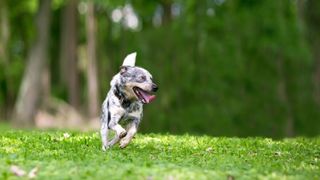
[119,139,129,149]
[119,130,127,139]
[102,145,109,151]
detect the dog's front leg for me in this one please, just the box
[108,115,127,147]
[120,120,139,148]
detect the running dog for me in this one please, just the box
[100,52,158,151]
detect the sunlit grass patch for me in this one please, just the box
[0,128,319,179]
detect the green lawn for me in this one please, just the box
[0,128,319,180]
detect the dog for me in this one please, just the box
[100,52,158,151]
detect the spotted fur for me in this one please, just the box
[100,53,157,150]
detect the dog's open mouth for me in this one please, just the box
[133,87,156,104]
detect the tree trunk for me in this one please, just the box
[313,46,320,105]
[86,1,99,118]
[42,63,50,101]
[13,0,51,126]
[161,0,172,25]
[303,0,320,107]
[0,0,10,119]
[59,0,80,109]
[0,0,9,65]
[276,55,294,137]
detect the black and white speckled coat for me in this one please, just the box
[100,52,158,151]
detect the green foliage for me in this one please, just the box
[0,128,319,179]
[1,0,320,137]
[94,0,320,137]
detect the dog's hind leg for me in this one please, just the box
[100,100,110,151]
[101,122,109,151]
[107,133,120,147]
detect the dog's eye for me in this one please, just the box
[139,76,146,81]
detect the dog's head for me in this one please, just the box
[118,52,158,104]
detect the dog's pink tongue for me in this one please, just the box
[140,91,156,103]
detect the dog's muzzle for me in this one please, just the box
[152,83,158,92]
[133,85,157,104]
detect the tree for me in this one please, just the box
[13,0,52,126]
[0,0,10,119]
[304,0,320,107]
[160,0,172,25]
[0,0,9,65]
[86,1,99,118]
[59,0,80,109]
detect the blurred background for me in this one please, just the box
[0,0,319,138]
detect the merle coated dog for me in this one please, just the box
[100,52,158,151]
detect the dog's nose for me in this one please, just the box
[152,84,158,92]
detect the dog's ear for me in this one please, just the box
[119,66,128,75]
[122,52,136,67]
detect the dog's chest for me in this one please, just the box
[123,102,143,118]
[117,102,142,126]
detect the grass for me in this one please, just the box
[0,128,319,180]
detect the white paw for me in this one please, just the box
[119,138,130,149]
[102,145,109,151]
